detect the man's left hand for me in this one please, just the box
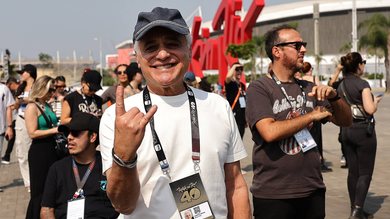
[308,85,337,101]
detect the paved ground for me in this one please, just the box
[1,90,389,219]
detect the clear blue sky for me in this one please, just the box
[0,0,297,61]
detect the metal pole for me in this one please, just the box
[351,0,358,52]
[99,37,103,83]
[313,3,320,76]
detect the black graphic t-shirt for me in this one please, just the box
[246,76,330,199]
[64,91,103,118]
[41,152,118,219]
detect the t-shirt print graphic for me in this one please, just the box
[279,108,305,155]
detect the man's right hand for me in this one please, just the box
[309,106,332,121]
[114,85,157,161]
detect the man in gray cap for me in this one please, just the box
[100,7,251,219]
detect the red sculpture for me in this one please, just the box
[190,0,265,85]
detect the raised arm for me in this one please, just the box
[225,64,240,84]
[328,64,343,87]
[106,85,157,214]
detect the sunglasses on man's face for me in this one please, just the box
[274,41,307,51]
[361,60,366,65]
[235,67,244,72]
[67,130,85,138]
[55,85,66,89]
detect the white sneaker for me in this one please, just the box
[340,156,347,167]
[1,160,10,165]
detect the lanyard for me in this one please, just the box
[72,158,96,199]
[143,84,201,178]
[270,71,306,111]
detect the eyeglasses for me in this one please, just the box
[361,60,366,65]
[116,71,127,75]
[274,41,307,51]
[235,67,244,72]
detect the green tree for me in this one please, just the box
[226,42,257,81]
[252,35,267,76]
[38,53,53,68]
[358,14,390,92]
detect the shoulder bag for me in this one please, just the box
[35,102,69,158]
[339,81,367,120]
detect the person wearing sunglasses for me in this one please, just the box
[225,62,247,139]
[24,76,62,219]
[49,75,68,123]
[40,112,119,219]
[101,64,128,105]
[338,52,382,219]
[102,63,143,105]
[61,69,103,125]
[246,25,352,219]
[14,64,37,193]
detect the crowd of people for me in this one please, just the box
[0,6,383,219]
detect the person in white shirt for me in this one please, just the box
[99,7,251,219]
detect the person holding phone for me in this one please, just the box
[338,52,382,219]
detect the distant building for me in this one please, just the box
[106,40,136,69]
[112,0,390,77]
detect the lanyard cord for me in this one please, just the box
[270,71,306,111]
[143,84,201,177]
[72,158,96,199]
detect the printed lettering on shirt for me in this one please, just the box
[272,94,314,114]
[272,95,314,155]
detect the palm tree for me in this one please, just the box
[358,14,390,92]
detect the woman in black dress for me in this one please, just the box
[25,76,61,219]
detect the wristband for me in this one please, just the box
[112,148,137,169]
[328,90,341,102]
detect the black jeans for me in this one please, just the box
[253,189,325,219]
[342,121,376,207]
[2,120,16,161]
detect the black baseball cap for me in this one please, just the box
[17,64,37,80]
[58,112,100,134]
[133,7,190,41]
[81,70,102,91]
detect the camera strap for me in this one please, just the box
[143,84,201,178]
